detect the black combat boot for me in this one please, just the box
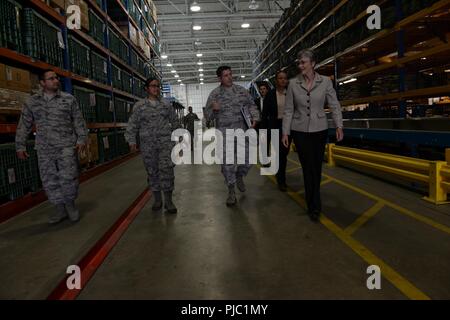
[152,191,163,211]
[164,191,177,214]
[65,201,80,222]
[48,204,68,224]
[226,184,237,206]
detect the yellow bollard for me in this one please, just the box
[327,143,336,167]
[425,161,448,204]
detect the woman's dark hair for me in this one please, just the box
[275,70,288,78]
[145,77,160,88]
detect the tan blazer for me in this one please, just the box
[282,73,343,135]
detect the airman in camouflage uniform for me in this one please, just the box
[15,70,88,224]
[205,66,260,206]
[183,106,200,150]
[125,77,179,213]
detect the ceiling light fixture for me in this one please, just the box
[241,75,245,78]
[200,82,204,85]
[196,53,203,57]
[197,61,203,65]
[171,70,176,73]
[161,54,168,59]
[249,0,259,10]
[193,25,202,31]
[166,63,172,67]
[180,83,185,86]
[200,78,204,81]
[198,68,204,72]
[342,78,357,84]
[177,79,182,82]
[241,23,250,28]
[190,1,201,12]
[175,75,179,78]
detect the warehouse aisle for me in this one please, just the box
[1,155,449,299]
[77,157,450,300]
[0,156,148,299]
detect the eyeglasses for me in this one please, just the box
[44,76,59,81]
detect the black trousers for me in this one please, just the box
[274,119,292,184]
[291,130,328,212]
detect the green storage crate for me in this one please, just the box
[116,130,130,156]
[88,9,105,46]
[97,130,118,163]
[95,92,114,123]
[0,142,40,201]
[0,0,23,52]
[108,28,129,62]
[68,35,91,78]
[22,7,64,68]
[111,63,122,91]
[90,50,108,84]
[114,97,130,123]
[73,86,96,123]
[122,70,132,94]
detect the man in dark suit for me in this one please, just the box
[262,71,291,191]
[255,82,270,114]
[255,82,271,167]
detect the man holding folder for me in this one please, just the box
[205,66,260,206]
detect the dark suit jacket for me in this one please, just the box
[261,89,283,130]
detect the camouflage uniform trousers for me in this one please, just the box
[141,137,175,192]
[37,146,79,205]
[218,126,252,186]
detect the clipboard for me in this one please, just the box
[241,106,252,128]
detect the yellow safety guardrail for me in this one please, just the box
[326,144,450,205]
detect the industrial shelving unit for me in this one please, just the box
[253,0,450,159]
[0,0,162,206]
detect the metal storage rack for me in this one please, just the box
[0,0,162,207]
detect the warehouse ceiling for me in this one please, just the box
[153,0,291,85]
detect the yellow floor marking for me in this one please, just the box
[297,179,333,194]
[287,157,450,236]
[286,166,301,173]
[268,175,430,300]
[345,202,386,235]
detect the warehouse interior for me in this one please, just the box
[0,0,449,301]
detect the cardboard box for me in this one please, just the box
[0,63,6,88]
[143,42,150,59]
[79,133,100,165]
[129,23,138,46]
[5,66,31,93]
[0,88,30,111]
[50,0,65,10]
[89,133,99,162]
[80,0,89,31]
[138,30,145,50]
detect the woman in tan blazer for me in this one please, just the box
[282,49,344,222]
